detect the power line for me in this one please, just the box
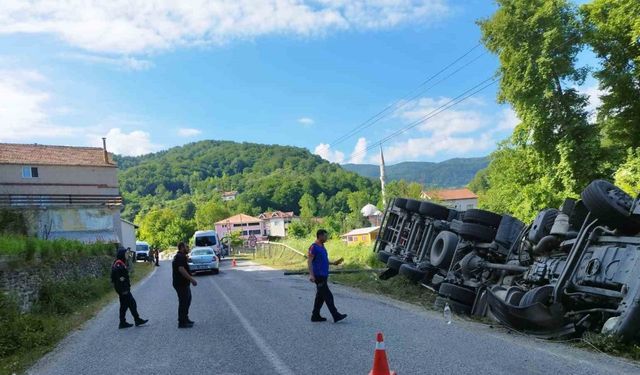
[349,77,498,160]
[329,43,484,147]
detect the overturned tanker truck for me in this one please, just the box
[373,179,640,342]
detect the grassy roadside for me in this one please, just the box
[253,238,640,362]
[0,262,155,375]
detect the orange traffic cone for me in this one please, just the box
[232,258,237,267]
[369,332,397,375]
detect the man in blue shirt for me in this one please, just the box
[308,229,347,323]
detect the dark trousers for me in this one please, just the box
[174,285,192,323]
[312,276,339,318]
[118,291,140,323]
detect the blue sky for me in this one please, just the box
[0,1,599,164]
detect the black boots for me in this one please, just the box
[135,318,148,326]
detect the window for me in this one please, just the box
[195,235,217,247]
[22,166,39,178]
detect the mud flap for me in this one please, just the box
[486,288,568,333]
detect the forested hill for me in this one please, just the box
[343,157,489,187]
[115,140,378,221]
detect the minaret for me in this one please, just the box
[379,145,387,209]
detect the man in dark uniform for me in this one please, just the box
[173,242,198,328]
[307,229,347,323]
[111,248,148,329]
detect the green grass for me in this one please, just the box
[0,262,155,375]
[0,235,115,261]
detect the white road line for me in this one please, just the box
[210,279,296,375]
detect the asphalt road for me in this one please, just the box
[28,260,640,375]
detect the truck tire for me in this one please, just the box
[434,296,472,315]
[569,200,589,231]
[495,215,525,249]
[527,209,559,244]
[399,263,436,283]
[462,209,503,228]
[405,199,421,213]
[386,256,407,272]
[394,198,408,210]
[377,251,393,264]
[581,179,640,234]
[447,209,460,222]
[458,222,496,243]
[430,231,459,269]
[418,201,450,220]
[438,283,477,306]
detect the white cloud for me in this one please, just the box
[297,117,314,126]
[60,53,154,71]
[0,69,78,142]
[580,84,605,123]
[177,127,202,137]
[496,108,519,130]
[90,128,161,156]
[0,1,450,55]
[383,133,494,162]
[396,97,488,135]
[314,143,344,163]
[349,137,367,163]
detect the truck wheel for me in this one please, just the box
[430,231,459,269]
[386,256,406,272]
[438,283,476,306]
[494,215,525,249]
[458,222,497,243]
[399,263,436,283]
[581,179,640,234]
[527,209,559,244]
[405,199,421,213]
[418,201,450,220]
[462,209,503,228]
[377,251,393,264]
[394,198,408,210]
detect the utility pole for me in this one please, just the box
[379,145,387,209]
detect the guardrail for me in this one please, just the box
[255,241,307,259]
[0,194,123,207]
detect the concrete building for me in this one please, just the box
[215,213,264,240]
[221,191,238,201]
[120,219,138,251]
[0,141,124,244]
[258,211,297,237]
[421,188,478,211]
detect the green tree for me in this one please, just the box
[160,218,196,249]
[195,200,230,229]
[136,208,176,249]
[614,148,640,196]
[479,0,601,193]
[298,193,317,218]
[582,0,640,156]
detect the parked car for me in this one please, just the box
[193,230,224,259]
[188,247,220,275]
[135,240,150,261]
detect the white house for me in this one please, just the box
[221,191,238,201]
[422,188,479,211]
[258,211,297,237]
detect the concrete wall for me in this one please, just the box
[0,164,119,196]
[0,255,112,312]
[21,207,121,243]
[120,220,136,251]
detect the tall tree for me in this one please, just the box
[475,0,602,219]
[582,0,640,155]
[298,193,317,218]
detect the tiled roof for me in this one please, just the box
[259,211,295,219]
[423,188,478,201]
[215,213,262,225]
[0,143,115,167]
[222,191,238,197]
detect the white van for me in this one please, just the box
[193,230,224,259]
[135,240,150,261]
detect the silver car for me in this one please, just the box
[188,247,220,274]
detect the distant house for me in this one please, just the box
[215,213,264,240]
[422,188,478,211]
[341,226,380,246]
[258,211,297,237]
[0,141,124,244]
[361,203,383,226]
[221,191,238,201]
